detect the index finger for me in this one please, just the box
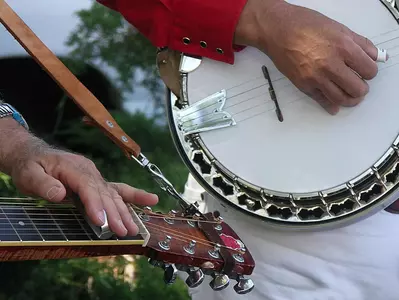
[110,183,159,206]
[345,39,378,80]
[352,33,380,61]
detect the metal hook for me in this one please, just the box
[131,153,197,212]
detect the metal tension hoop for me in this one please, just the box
[0,0,196,213]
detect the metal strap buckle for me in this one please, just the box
[131,153,199,212]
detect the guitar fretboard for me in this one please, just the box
[0,198,146,246]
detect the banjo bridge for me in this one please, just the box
[176,90,236,135]
[381,0,399,20]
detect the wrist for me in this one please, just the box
[0,118,42,174]
[234,0,288,49]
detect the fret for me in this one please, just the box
[1,207,43,241]
[70,208,96,240]
[0,199,148,246]
[25,207,67,241]
[23,207,45,241]
[47,207,91,241]
[0,208,20,241]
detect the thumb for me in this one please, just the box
[15,164,67,202]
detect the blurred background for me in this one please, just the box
[0,0,191,299]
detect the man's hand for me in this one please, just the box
[235,0,381,114]
[0,118,158,237]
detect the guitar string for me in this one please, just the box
[0,198,222,225]
[129,204,246,252]
[143,222,244,253]
[0,213,240,253]
[0,204,244,254]
[129,204,236,249]
[0,198,221,224]
[0,216,218,250]
[130,204,220,224]
[0,198,232,246]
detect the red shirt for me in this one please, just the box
[96,0,247,64]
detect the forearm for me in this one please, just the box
[234,0,283,48]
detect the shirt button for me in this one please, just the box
[216,48,224,54]
[182,37,191,45]
[200,41,207,48]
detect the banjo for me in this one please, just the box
[157,0,399,230]
[0,0,255,294]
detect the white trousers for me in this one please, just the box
[182,174,399,300]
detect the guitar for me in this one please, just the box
[157,0,399,231]
[0,0,255,295]
[0,196,254,293]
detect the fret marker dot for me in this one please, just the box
[18,221,25,226]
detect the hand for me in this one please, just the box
[0,119,158,237]
[235,0,382,114]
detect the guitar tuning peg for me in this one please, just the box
[159,235,172,250]
[164,209,177,224]
[185,267,204,288]
[163,264,178,285]
[214,216,223,231]
[233,275,255,294]
[139,206,152,221]
[209,273,230,291]
[183,240,196,254]
[208,243,221,259]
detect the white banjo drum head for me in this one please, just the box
[162,0,399,230]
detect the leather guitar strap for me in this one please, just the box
[0,0,141,160]
[2,0,399,217]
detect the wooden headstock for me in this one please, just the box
[134,205,255,294]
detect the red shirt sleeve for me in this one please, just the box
[96,0,247,64]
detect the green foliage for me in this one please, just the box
[66,2,163,106]
[3,257,189,300]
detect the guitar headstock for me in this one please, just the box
[135,206,255,294]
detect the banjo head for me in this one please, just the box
[158,0,399,230]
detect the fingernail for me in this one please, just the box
[47,186,61,200]
[119,220,128,235]
[130,223,139,236]
[97,210,106,225]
